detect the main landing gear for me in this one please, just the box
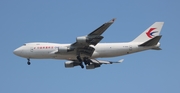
[77,56,84,68]
[76,56,91,69]
[27,58,31,65]
[83,57,91,66]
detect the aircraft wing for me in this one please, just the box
[90,59,124,64]
[65,59,124,69]
[86,59,124,69]
[71,18,116,47]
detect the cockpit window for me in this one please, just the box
[23,44,26,46]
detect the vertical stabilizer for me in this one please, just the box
[132,22,164,42]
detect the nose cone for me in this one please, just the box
[13,47,22,56]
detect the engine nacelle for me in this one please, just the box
[64,61,79,68]
[76,36,88,44]
[86,63,101,69]
[58,46,68,53]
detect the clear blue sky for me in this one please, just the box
[0,0,179,93]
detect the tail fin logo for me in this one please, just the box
[146,28,158,38]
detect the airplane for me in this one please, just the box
[13,18,164,69]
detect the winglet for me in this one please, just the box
[109,18,116,23]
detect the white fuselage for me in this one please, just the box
[14,42,160,60]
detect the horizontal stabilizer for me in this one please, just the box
[151,47,162,50]
[139,35,162,46]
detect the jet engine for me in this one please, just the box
[76,36,104,45]
[58,46,68,53]
[56,46,75,53]
[64,61,79,68]
[76,36,89,44]
[86,63,101,69]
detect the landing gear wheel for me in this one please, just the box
[79,63,84,69]
[27,61,31,65]
[83,57,91,66]
[77,55,84,69]
[27,58,31,65]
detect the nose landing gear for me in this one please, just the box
[27,58,31,65]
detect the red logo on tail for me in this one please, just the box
[146,28,157,38]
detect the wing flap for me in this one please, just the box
[88,35,104,46]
